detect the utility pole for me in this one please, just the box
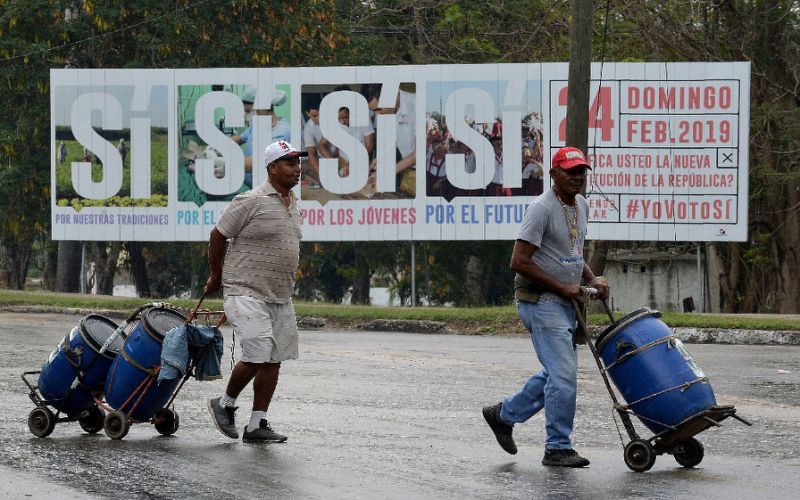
[410,242,416,307]
[567,0,611,285]
[566,0,594,152]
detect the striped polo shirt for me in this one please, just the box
[216,181,302,303]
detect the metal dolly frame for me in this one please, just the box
[96,298,224,440]
[21,370,105,438]
[573,291,752,472]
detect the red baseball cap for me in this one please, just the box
[551,146,591,170]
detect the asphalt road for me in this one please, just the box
[1,312,798,499]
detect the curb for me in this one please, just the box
[672,327,800,345]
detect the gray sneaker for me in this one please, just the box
[242,419,288,443]
[541,448,590,467]
[208,397,239,439]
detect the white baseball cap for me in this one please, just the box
[240,86,257,104]
[263,140,307,167]
[240,87,287,107]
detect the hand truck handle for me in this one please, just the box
[185,292,207,325]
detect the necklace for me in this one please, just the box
[554,189,579,241]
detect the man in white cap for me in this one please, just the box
[205,140,306,442]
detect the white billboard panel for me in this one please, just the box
[51,62,750,242]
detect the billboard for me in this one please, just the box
[51,62,750,241]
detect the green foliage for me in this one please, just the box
[56,194,168,209]
[3,0,799,311]
[339,0,570,65]
[0,0,344,293]
[421,241,514,306]
[297,241,408,304]
[297,242,353,302]
[743,232,773,266]
[62,1,344,68]
[0,0,58,288]
[136,242,207,298]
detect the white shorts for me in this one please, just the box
[223,295,299,363]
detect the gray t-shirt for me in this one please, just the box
[517,188,589,304]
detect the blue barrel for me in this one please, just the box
[39,315,123,417]
[595,308,717,434]
[104,307,186,421]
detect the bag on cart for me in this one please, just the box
[158,322,224,383]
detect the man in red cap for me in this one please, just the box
[482,146,608,467]
[205,140,307,443]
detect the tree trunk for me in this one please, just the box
[464,255,483,306]
[585,241,611,312]
[127,242,150,298]
[95,242,122,295]
[55,241,81,293]
[348,247,372,305]
[709,243,741,313]
[777,183,800,312]
[351,272,371,305]
[0,239,33,289]
[41,240,58,291]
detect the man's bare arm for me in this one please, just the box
[205,228,227,293]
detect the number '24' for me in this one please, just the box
[558,86,614,142]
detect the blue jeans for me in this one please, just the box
[500,300,578,450]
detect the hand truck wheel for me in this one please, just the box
[672,437,704,468]
[104,410,130,440]
[79,405,105,434]
[624,439,656,472]
[28,406,56,438]
[154,408,180,436]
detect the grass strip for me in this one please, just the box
[1,289,798,331]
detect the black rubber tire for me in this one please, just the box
[28,407,56,438]
[673,437,704,468]
[104,410,130,440]
[154,408,180,436]
[624,439,656,472]
[78,405,105,434]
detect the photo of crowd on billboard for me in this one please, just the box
[176,83,292,206]
[424,80,544,202]
[424,112,544,201]
[300,82,416,203]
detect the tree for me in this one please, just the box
[0,1,59,289]
[324,1,573,307]
[422,241,514,306]
[342,0,572,65]
[1,0,345,294]
[93,241,121,295]
[603,0,800,312]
